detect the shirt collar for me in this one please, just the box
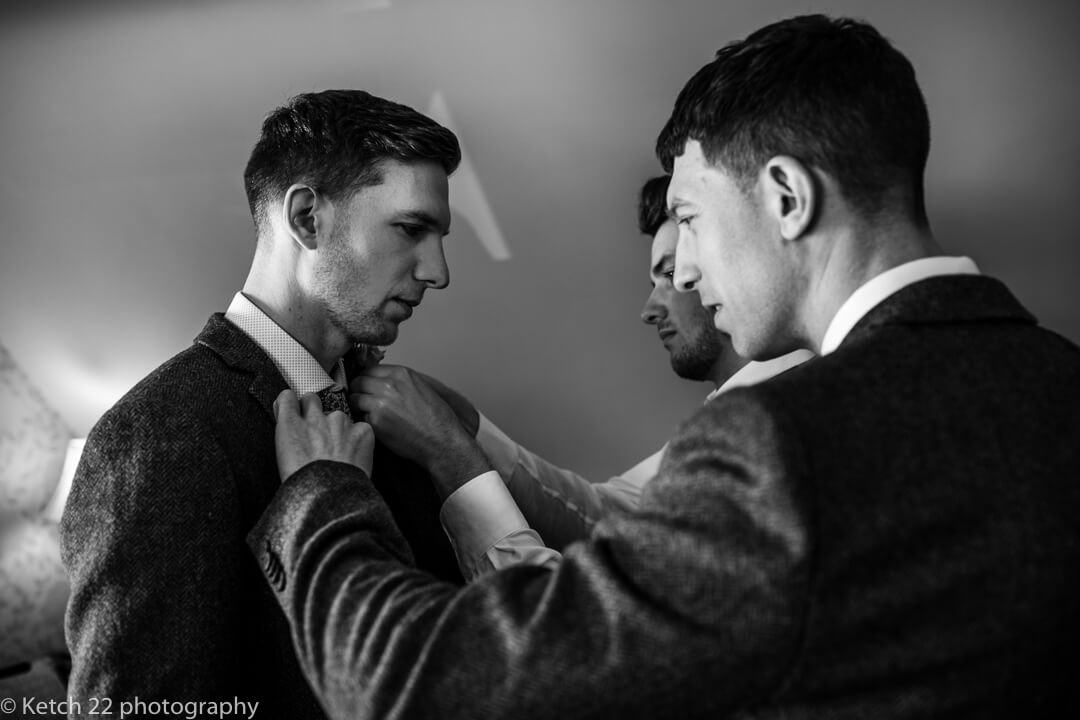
[225,292,346,395]
[820,256,980,355]
[705,348,815,403]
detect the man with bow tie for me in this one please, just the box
[60,89,462,718]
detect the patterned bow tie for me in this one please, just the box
[316,385,353,420]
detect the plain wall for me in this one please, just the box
[1,0,1077,480]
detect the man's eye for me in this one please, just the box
[662,269,675,280]
[677,216,694,227]
[398,224,424,239]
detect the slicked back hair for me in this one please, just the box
[243,89,461,238]
[656,15,931,225]
[637,175,672,237]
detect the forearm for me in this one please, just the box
[476,415,652,550]
[250,430,810,720]
[425,432,493,501]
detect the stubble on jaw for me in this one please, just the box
[312,228,398,349]
[670,328,725,381]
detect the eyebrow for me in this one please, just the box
[650,253,675,276]
[395,210,451,236]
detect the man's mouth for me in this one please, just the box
[387,297,420,318]
[657,326,677,342]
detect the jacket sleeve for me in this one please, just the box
[249,391,813,720]
[60,405,242,707]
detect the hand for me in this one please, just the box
[411,370,480,437]
[274,389,375,482]
[350,365,491,498]
[345,343,387,372]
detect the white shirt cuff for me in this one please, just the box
[441,470,527,550]
[440,470,561,580]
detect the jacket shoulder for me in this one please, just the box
[88,340,256,444]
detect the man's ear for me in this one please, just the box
[761,156,817,241]
[281,184,324,251]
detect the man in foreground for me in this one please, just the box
[254,17,1080,719]
[61,90,462,716]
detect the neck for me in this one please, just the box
[803,216,941,354]
[242,248,347,373]
[707,354,751,390]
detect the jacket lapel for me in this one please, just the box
[195,313,288,421]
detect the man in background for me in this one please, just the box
[60,90,462,717]
[351,174,810,579]
[254,16,1080,718]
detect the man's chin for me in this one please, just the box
[672,366,710,382]
[670,353,714,382]
[351,323,399,348]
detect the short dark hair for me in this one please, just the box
[243,89,461,236]
[656,15,930,223]
[637,175,672,236]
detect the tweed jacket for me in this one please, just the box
[60,313,460,718]
[249,275,1080,719]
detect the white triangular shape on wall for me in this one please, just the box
[427,91,511,261]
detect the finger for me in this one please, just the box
[326,409,350,425]
[274,389,299,422]
[414,370,439,389]
[352,375,394,396]
[351,369,397,394]
[349,344,384,371]
[349,392,386,417]
[366,346,386,365]
[347,392,365,417]
[360,363,402,379]
[351,420,374,443]
[351,421,376,477]
[299,392,323,418]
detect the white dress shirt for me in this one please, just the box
[224,292,347,394]
[442,349,814,580]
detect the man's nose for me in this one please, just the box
[416,238,450,289]
[640,286,666,325]
[672,236,700,293]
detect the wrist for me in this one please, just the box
[427,437,492,501]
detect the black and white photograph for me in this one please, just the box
[2,1,1078,717]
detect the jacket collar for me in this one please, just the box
[843,275,1036,348]
[195,313,288,420]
